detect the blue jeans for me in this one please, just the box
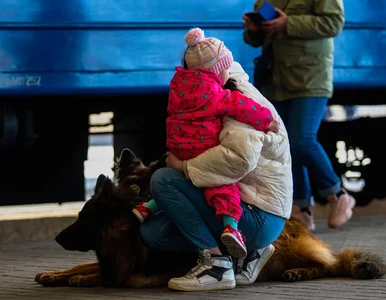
[140,168,285,254]
[272,97,341,208]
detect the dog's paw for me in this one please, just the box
[35,272,56,284]
[37,273,68,286]
[38,274,57,286]
[281,270,302,282]
[35,272,46,282]
[69,275,95,287]
[69,275,84,287]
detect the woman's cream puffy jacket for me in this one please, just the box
[183,62,293,219]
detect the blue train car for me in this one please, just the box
[0,0,385,205]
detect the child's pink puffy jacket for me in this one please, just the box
[166,66,273,155]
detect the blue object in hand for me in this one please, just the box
[245,1,278,25]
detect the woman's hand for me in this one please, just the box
[242,14,260,32]
[261,8,287,33]
[166,151,183,172]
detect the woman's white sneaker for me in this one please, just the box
[168,249,235,291]
[235,244,275,285]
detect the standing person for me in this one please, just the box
[242,0,355,231]
[133,27,279,259]
[139,61,292,291]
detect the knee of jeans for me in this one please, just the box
[252,219,285,250]
[139,219,174,250]
[290,139,317,156]
[150,168,167,194]
[150,168,180,200]
[150,167,171,187]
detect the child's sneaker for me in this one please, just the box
[132,203,152,223]
[221,225,247,258]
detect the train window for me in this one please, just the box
[84,112,114,199]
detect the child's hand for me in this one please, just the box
[268,119,280,133]
[166,151,183,172]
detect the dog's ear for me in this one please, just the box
[149,153,167,173]
[99,177,114,203]
[118,148,138,168]
[94,174,107,193]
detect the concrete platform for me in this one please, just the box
[0,215,386,300]
[1,199,385,243]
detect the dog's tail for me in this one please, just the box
[288,234,338,269]
[333,247,386,279]
[284,218,337,269]
[277,219,385,281]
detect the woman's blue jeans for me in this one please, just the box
[272,97,341,208]
[140,168,285,253]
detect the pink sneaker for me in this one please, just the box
[328,190,356,228]
[132,203,152,223]
[221,225,247,258]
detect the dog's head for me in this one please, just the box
[55,174,134,252]
[55,148,165,253]
[56,172,149,286]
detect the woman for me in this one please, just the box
[133,28,279,260]
[139,61,292,292]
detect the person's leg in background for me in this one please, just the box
[273,97,355,230]
[273,98,317,230]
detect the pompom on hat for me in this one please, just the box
[183,27,234,75]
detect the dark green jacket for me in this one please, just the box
[244,0,345,101]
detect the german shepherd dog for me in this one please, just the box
[35,148,385,288]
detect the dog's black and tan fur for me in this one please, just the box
[35,148,385,288]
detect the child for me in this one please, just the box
[133,28,279,258]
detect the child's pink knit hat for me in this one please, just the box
[184,28,234,75]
